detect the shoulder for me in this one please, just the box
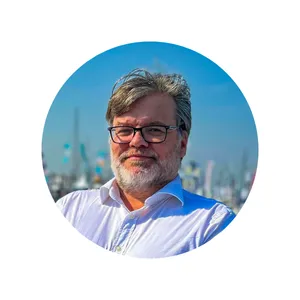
[182,189,235,218]
[181,189,236,243]
[56,189,101,213]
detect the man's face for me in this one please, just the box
[110,92,188,192]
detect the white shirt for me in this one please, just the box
[56,175,235,258]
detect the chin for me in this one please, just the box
[117,167,159,189]
[125,167,149,177]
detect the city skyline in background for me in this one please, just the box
[42,42,259,188]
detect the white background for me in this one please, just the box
[1,1,299,299]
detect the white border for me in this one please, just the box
[1,1,299,300]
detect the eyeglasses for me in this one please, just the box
[108,125,180,144]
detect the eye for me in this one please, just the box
[145,126,165,135]
[150,128,163,132]
[115,127,133,136]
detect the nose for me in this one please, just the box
[129,130,148,148]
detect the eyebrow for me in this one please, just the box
[147,121,168,126]
[114,121,169,126]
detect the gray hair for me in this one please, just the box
[105,68,192,135]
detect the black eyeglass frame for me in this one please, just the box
[107,125,181,144]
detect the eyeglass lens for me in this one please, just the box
[112,126,167,143]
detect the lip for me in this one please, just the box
[127,155,153,160]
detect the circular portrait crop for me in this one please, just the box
[42,41,258,258]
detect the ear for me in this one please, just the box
[180,131,188,159]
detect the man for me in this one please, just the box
[56,68,235,258]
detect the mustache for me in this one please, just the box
[119,150,158,162]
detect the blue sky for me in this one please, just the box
[42,42,258,179]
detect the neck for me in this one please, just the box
[118,184,164,211]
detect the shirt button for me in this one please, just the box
[116,246,122,253]
[129,214,135,219]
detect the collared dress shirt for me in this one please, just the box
[56,175,236,258]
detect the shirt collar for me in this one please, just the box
[99,177,119,204]
[145,175,184,206]
[99,175,184,206]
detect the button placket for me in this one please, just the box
[113,215,138,254]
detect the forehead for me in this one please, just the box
[113,92,177,126]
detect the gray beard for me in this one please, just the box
[110,144,181,193]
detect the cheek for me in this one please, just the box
[110,143,127,157]
[151,145,171,159]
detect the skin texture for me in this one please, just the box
[110,92,188,211]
